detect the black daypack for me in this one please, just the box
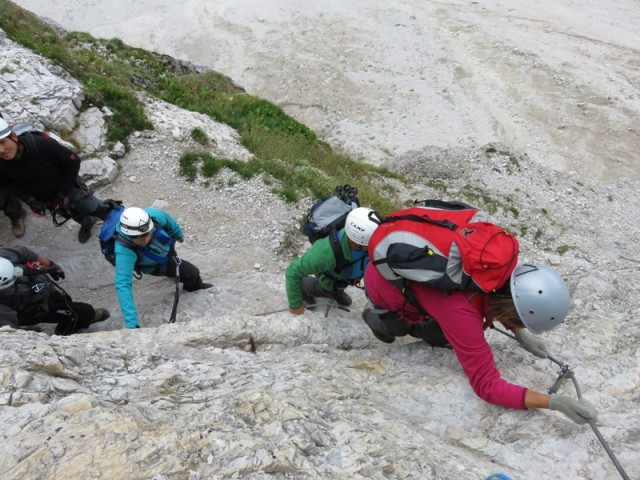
[302,185,359,273]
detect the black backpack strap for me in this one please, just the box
[382,213,459,231]
[395,278,431,318]
[329,227,346,274]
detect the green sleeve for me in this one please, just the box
[285,237,337,309]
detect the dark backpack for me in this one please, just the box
[302,185,359,273]
[369,199,519,293]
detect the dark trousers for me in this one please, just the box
[18,299,95,335]
[152,258,203,291]
[302,275,347,301]
[50,301,96,334]
[0,188,25,220]
[66,187,112,228]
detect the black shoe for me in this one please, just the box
[411,318,452,348]
[332,289,352,306]
[186,282,214,292]
[78,226,93,243]
[362,308,395,344]
[372,330,396,344]
[91,308,110,324]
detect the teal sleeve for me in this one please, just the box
[146,208,183,240]
[114,245,141,329]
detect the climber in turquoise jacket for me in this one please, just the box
[114,206,212,328]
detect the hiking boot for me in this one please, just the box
[91,308,110,324]
[362,308,395,344]
[78,225,93,243]
[332,289,352,307]
[372,330,396,344]
[10,213,26,238]
[186,282,214,292]
[78,217,98,243]
[410,319,452,348]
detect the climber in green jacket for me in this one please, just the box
[286,207,379,314]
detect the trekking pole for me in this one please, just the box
[492,325,631,480]
[254,300,350,317]
[168,255,181,324]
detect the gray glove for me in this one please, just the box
[514,329,549,358]
[549,394,598,424]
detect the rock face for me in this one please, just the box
[0,28,639,480]
[0,31,83,131]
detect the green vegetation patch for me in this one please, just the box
[0,0,401,213]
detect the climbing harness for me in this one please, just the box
[493,325,631,480]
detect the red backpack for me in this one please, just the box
[368,200,519,293]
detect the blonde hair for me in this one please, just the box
[488,295,524,328]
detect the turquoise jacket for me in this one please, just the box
[114,208,183,328]
[285,228,368,309]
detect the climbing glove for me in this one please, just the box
[48,262,65,281]
[549,394,598,424]
[514,329,549,358]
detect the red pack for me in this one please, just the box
[368,200,519,292]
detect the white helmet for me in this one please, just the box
[510,264,570,334]
[345,207,380,246]
[0,117,12,139]
[120,207,154,236]
[0,258,16,288]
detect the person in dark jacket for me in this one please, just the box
[0,117,112,243]
[0,113,26,237]
[286,207,380,314]
[0,246,110,334]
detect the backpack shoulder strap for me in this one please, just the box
[329,228,346,274]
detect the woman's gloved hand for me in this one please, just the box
[549,394,598,424]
